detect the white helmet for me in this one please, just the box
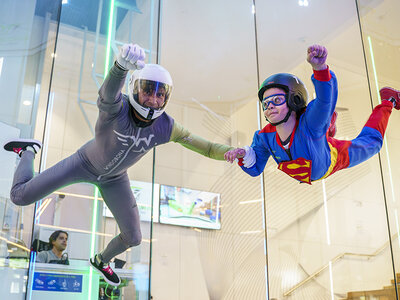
[128,64,173,120]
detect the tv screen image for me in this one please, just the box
[159,184,221,229]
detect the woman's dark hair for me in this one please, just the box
[49,230,68,249]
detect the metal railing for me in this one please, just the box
[284,232,399,296]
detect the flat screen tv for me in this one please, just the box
[159,184,221,230]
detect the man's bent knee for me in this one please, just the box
[120,230,142,247]
[10,190,31,206]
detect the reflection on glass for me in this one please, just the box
[0,0,61,298]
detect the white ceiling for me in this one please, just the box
[48,0,400,116]
[157,0,399,108]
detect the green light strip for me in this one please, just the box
[104,0,115,78]
[367,36,381,103]
[368,36,396,204]
[88,187,100,299]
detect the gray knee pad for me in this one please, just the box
[119,229,142,248]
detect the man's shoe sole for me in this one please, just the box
[4,139,42,152]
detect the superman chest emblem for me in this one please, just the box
[277,157,312,184]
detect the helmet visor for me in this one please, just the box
[262,93,286,111]
[137,79,172,109]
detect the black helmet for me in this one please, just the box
[258,73,308,115]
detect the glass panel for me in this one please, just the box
[255,0,397,299]
[4,1,398,299]
[11,0,160,299]
[0,0,61,299]
[358,0,400,298]
[151,0,267,299]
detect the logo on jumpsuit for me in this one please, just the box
[104,130,155,171]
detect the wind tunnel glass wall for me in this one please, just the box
[2,1,399,300]
[256,0,400,299]
[151,0,267,299]
[24,0,161,299]
[0,0,61,299]
[152,0,400,300]
[358,0,400,298]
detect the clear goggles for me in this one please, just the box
[261,93,287,111]
[137,79,172,106]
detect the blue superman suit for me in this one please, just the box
[239,67,393,184]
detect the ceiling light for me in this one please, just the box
[298,0,309,6]
[23,100,32,106]
[62,0,68,4]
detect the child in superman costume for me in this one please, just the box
[225,44,400,184]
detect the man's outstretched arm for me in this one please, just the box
[170,121,233,160]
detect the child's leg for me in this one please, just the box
[348,101,392,168]
[10,151,92,206]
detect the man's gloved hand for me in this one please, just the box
[116,43,145,71]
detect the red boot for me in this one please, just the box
[327,111,337,137]
[380,87,400,110]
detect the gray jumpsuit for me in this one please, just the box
[10,63,232,263]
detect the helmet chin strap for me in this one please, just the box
[145,108,155,120]
[265,108,293,126]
